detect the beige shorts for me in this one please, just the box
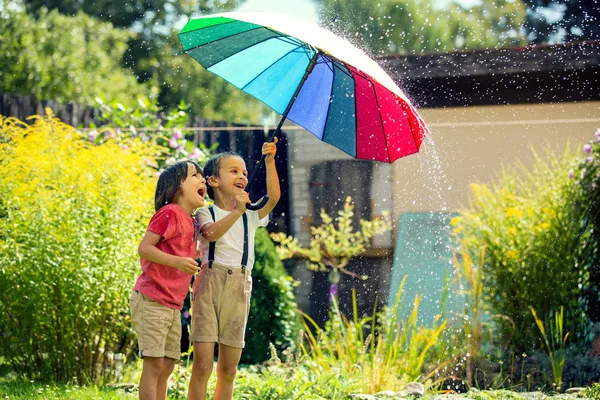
[190,264,252,349]
[129,290,181,360]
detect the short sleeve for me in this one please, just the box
[248,209,269,229]
[194,207,214,229]
[147,206,177,240]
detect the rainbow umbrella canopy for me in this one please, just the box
[178,12,428,165]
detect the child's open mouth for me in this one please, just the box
[198,187,206,197]
[235,183,245,190]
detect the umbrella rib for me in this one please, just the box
[370,79,391,163]
[321,57,335,144]
[271,33,306,48]
[349,65,358,160]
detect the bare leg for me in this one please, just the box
[156,357,176,400]
[139,357,164,400]
[214,343,242,400]
[188,342,216,400]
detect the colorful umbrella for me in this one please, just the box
[178,12,428,208]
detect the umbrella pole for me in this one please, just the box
[245,50,320,210]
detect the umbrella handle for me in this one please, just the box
[246,196,269,211]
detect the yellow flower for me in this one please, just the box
[507,228,517,235]
[534,222,551,231]
[450,216,462,226]
[506,207,523,218]
[505,250,518,260]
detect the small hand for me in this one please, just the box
[235,191,251,213]
[262,137,278,163]
[175,257,201,275]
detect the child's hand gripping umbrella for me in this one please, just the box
[178,12,429,210]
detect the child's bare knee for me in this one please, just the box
[216,364,237,381]
[143,357,165,376]
[192,358,213,377]
[161,358,176,375]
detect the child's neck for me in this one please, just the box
[174,199,193,215]
[213,192,236,212]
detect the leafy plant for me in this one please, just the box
[0,111,161,383]
[299,277,446,393]
[530,306,569,390]
[452,245,488,388]
[452,144,590,352]
[569,130,600,324]
[271,196,391,297]
[242,229,301,364]
[582,382,600,399]
[86,97,216,169]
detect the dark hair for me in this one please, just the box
[203,152,242,200]
[155,160,203,211]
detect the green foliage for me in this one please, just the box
[530,306,569,389]
[451,246,491,387]
[88,97,216,169]
[141,32,267,124]
[242,229,301,364]
[300,278,446,392]
[0,112,161,384]
[0,6,149,107]
[583,382,600,399]
[0,378,136,399]
[570,131,600,323]
[316,0,527,54]
[22,0,242,32]
[272,196,391,280]
[234,363,361,400]
[452,144,590,352]
[522,0,600,44]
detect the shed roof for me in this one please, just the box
[379,41,600,107]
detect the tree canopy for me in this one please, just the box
[4,0,265,124]
[0,6,148,106]
[316,0,527,55]
[522,0,600,43]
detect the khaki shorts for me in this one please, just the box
[190,264,252,349]
[129,290,181,360]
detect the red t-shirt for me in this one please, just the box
[133,204,196,309]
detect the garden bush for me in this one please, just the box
[0,112,161,383]
[452,145,592,352]
[242,228,301,364]
[570,130,600,323]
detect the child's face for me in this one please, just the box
[180,163,206,209]
[211,156,248,198]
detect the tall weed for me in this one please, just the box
[299,277,446,393]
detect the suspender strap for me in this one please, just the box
[241,213,248,272]
[207,206,249,273]
[208,206,216,269]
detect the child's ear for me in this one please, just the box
[207,176,218,187]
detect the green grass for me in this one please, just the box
[0,375,589,400]
[0,378,136,399]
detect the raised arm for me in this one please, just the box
[258,137,281,220]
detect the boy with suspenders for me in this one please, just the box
[188,139,280,400]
